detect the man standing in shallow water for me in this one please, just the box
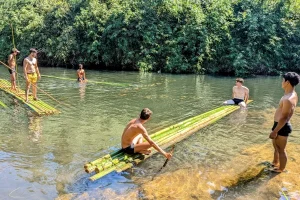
[121,108,172,160]
[223,78,249,108]
[269,72,299,173]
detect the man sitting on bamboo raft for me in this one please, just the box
[23,48,41,103]
[121,108,172,159]
[8,48,20,91]
[223,78,249,108]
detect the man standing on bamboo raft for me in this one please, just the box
[223,78,249,108]
[23,48,41,103]
[7,48,20,91]
[121,108,172,159]
[269,72,299,173]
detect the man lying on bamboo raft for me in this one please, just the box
[223,78,249,108]
[121,108,172,159]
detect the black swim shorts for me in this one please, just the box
[232,98,244,105]
[122,145,135,154]
[8,68,15,74]
[272,121,292,137]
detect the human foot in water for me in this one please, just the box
[268,168,287,173]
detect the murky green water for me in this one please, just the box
[0,67,299,199]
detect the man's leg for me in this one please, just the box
[25,81,31,102]
[134,142,152,154]
[274,135,288,172]
[10,73,16,90]
[272,139,279,168]
[223,99,235,105]
[32,82,38,100]
[238,101,247,108]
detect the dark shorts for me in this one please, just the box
[8,68,15,74]
[232,98,244,105]
[122,145,135,154]
[272,121,292,137]
[78,77,85,81]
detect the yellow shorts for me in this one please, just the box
[27,73,37,83]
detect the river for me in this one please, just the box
[0,67,299,199]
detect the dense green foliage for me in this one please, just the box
[0,0,299,75]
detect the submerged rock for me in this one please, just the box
[141,143,300,200]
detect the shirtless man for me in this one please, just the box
[121,108,172,159]
[8,48,20,91]
[223,78,249,108]
[23,48,41,102]
[269,72,299,173]
[77,64,86,82]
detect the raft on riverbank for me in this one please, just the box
[84,100,253,181]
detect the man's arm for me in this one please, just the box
[244,88,249,103]
[35,60,41,79]
[23,59,28,80]
[83,70,86,80]
[140,125,169,158]
[270,100,292,138]
[232,87,235,98]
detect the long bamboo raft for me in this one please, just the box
[0,100,7,108]
[41,75,129,87]
[85,100,253,181]
[0,79,60,115]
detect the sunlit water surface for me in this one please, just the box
[0,67,299,199]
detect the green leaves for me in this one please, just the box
[0,0,299,75]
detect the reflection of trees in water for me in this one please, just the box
[28,116,42,142]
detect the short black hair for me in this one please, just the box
[140,108,152,120]
[283,72,300,87]
[29,48,38,53]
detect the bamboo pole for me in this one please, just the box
[10,24,20,89]
[0,100,7,108]
[0,79,59,115]
[1,60,67,108]
[41,75,129,87]
[85,101,252,180]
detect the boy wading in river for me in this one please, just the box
[269,72,300,173]
[121,108,172,160]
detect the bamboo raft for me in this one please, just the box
[0,100,7,108]
[84,100,253,181]
[0,79,60,115]
[41,75,129,87]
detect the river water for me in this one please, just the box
[0,67,299,199]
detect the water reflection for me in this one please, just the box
[79,82,86,101]
[28,116,42,142]
[1,68,300,199]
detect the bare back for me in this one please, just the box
[8,54,16,68]
[121,118,144,148]
[274,92,298,122]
